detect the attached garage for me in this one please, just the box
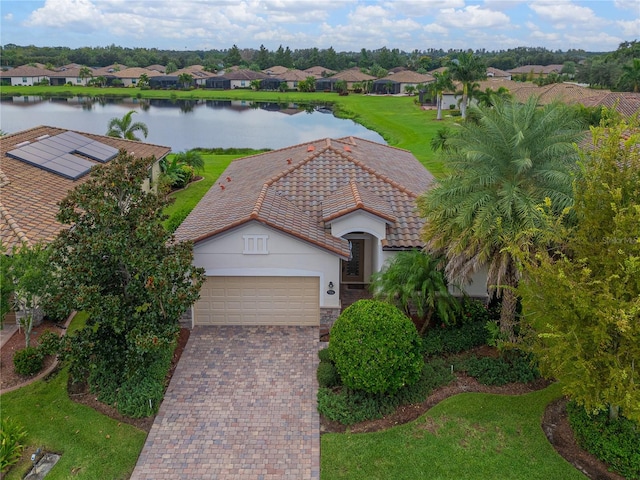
[194,276,320,326]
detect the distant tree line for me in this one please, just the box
[1,41,637,91]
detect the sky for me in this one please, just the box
[0,0,638,54]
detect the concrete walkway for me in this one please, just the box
[131,326,320,480]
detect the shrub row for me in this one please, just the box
[317,359,454,425]
[567,402,640,479]
[421,320,487,357]
[453,350,540,386]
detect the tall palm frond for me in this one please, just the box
[106,110,149,141]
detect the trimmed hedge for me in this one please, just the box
[13,346,44,376]
[329,300,423,395]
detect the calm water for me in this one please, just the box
[0,96,384,151]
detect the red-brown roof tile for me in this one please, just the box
[174,137,434,255]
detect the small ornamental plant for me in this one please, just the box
[329,300,423,395]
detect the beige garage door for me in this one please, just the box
[194,276,320,326]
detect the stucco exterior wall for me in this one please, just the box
[193,221,342,308]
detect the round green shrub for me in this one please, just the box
[318,347,331,362]
[37,330,61,356]
[317,360,340,388]
[329,299,423,395]
[13,346,44,376]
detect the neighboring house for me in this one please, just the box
[277,69,308,89]
[221,69,271,89]
[508,64,563,78]
[581,92,640,117]
[486,67,511,80]
[113,67,162,87]
[303,66,336,78]
[263,65,290,76]
[0,126,171,251]
[48,66,93,86]
[372,70,434,94]
[146,64,167,73]
[317,68,376,92]
[0,65,52,86]
[174,137,488,331]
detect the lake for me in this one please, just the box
[0,96,385,152]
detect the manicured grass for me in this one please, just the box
[1,313,145,480]
[1,86,454,176]
[320,383,586,480]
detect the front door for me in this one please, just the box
[341,239,364,283]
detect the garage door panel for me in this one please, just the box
[194,276,319,326]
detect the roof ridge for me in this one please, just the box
[349,179,363,208]
[0,202,30,247]
[251,184,269,219]
[0,168,10,188]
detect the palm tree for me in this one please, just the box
[178,73,193,89]
[618,58,640,92]
[475,86,512,108]
[418,96,585,342]
[79,66,93,84]
[138,73,150,88]
[106,110,148,141]
[447,53,486,119]
[369,250,459,334]
[173,150,205,173]
[429,71,455,120]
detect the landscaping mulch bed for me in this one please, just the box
[1,326,623,479]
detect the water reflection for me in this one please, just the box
[0,96,384,151]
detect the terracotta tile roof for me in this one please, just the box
[174,137,434,255]
[486,67,511,78]
[303,66,336,77]
[581,92,640,117]
[377,71,434,84]
[277,69,309,82]
[263,66,290,76]
[329,68,376,82]
[222,69,270,81]
[508,64,563,75]
[113,67,163,79]
[0,126,170,250]
[0,65,52,78]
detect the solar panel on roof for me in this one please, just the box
[6,131,119,179]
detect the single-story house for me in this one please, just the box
[112,67,162,87]
[0,126,171,250]
[508,64,563,78]
[317,68,376,92]
[372,71,434,94]
[0,65,52,86]
[222,69,271,89]
[173,137,487,331]
[303,66,336,78]
[277,69,309,89]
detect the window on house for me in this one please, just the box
[241,80,246,87]
[76,78,81,83]
[22,77,27,82]
[243,234,268,254]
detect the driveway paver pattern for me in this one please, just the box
[130,325,320,480]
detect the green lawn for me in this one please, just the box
[321,383,586,480]
[0,314,145,480]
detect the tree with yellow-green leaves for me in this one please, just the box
[519,116,640,422]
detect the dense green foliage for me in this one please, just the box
[106,109,148,140]
[519,117,640,422]
[317,359,454,425]
[421,321,488,357]
[567,402,640,479]
[419,96,585,343]
[329,300,423,395]
[316,360,341,389]
[12,346,43,376]
[454,351,540,386]
[50,150,204,416]
[369,250,459,333]
[0,417,27,474]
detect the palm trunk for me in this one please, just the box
[436,94,443,121]
[499,265,519,343]
[609,404,620,421]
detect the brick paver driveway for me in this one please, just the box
[131,326,320,480]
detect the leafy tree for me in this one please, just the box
[225,44,242,67]
[165,61,177,74]
[519,117,640,422]
[106,109,148,141]
[3,243,54,347]
[617,58,640,92]
[447,52,486,118]
[369,250,459,334]
[249,79,261,91]
[51,150,204,410]
[429,70,455,120]
[418,96,585,342]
